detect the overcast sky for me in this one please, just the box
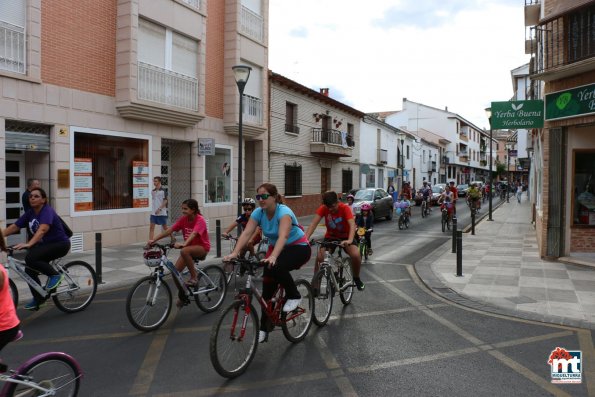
[268,0,530,130]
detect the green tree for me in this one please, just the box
[495,161,506,180]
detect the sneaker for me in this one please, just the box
[283,298,301,312]
[353,277,365,291]
[368,248,373,256]
[46,274,64,290]
[258,330,268,343]
[24,299,46,311]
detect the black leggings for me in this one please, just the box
[261,244,311,330]
[25,241,71,302]
[0,324,20,353]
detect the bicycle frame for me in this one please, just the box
[314,241,352,295]
[157,249,219,297]
[5,254,75,300]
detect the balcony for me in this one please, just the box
[285,123,300,134]
[480,160,488,167]
[525,0,540,26]
[242,94,263,125]
[377,149,388,165]
[310,128,353,158]
[137,62,198,111]
[0,21,25,74]
[240,5,264,43]
[459,126,470,141]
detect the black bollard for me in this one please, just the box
[452,216,457,253]
[456,231,463,276]
[95,233,103,284]
[216,220,222,258]
[471,210,476,235]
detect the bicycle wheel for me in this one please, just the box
[421,201,426,218]
[209,301,258,379]
[6,352,81,397]
[398,216,404,230]
[52,261,97,313]
[441,212,446,232]
[9,278,18,308]
[281,279,313,343]
[338,258,354,305]
[312,268,333,327]
[195,265,227,313]
[126,275,172,332]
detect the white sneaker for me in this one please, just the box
[283,298,301,312]
[258,330,268,343]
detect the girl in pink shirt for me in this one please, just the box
[148,199,210,288]
[0,235,20,352]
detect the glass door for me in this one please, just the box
[5,154,26,246]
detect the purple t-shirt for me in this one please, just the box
[15,205,70,245]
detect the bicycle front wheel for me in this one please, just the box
[339,258,354,305]
[312,268,333,327]
[6,352,81,397]
[9,278,18,308]
[281,279,314,343]
[441,212,447,232]
[195,265,227,313]
[421,202,426,218]
[126,275,172,332]
[53,261,97,313]
[209,301,259,379]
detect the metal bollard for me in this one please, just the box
[95,233,103,284]
[456,231,463,276]
[216,220,221,258]
[452,216,457,253]
[471,210,476,235]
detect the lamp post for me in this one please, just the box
[506,144,511,203]
[399,134,405,196]
[232,65,252,218]
[485,107,493,221]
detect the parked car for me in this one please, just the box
[431,184,446,205]
[352,188,394,221]
[457,184,469,197]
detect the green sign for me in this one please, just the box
[490,100,544,129]
[545,83,595,121]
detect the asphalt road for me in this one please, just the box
[2,197,593,396]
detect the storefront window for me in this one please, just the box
[205,147,231,204]
[574,151,595,226]
[73,130,150,212]
[366,168,375,188]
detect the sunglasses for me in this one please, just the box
[243,207,253,211]
[255,193,271,201]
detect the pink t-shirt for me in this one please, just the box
[171,214,211,252]
[0,265,19,332]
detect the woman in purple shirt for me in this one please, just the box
[2,188,71,310]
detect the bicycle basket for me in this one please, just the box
[143,247,162,267]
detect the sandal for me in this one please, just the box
[184,279,198,288]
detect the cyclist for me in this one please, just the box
[222,198,262,258]
[2,188,70,311]
[449,181,458,215]
[224,183,310,343]
[401,181,412,201]
[467,183,481,212]
[438,185,455,222]
[419,181,432,212]
[345,194,356,216]
[148,199,210,300]
[355,203,374,255]
[304,191,365,291]
[0,236,20,352]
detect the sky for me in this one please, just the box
[268,0,530,130]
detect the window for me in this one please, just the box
[366,168,375,188]
[342,169,353,194]
[573,151,595,226]
[406,145,410,160]
[284,164,302,196]
[285,102,298,133]
[0,0,26,74]
[568,5,595,63]
[205,147,231,204]
[73,129,149,212]
[346,123,355,147]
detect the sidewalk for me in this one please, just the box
[416,195,595,330]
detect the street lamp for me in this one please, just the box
[232,65,252,218]
[506,143,511,203]
[398,133,405,196]
[485,107,493,221]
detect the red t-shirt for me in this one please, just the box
[316,202,354,240]
[450,186,458,200]
[171,214,211,252]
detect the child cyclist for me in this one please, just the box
[345,194,356,216]
[355,202,374,255]
[222,197,262,258]
[148,199,210,293]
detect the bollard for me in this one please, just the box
[216,220,222,258]
[452,216,457,253]
[456,231,463,276]
[471,210,476,235]
[95,233,103,284]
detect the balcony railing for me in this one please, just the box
[137,61,198,111]
[285,123,300,134]
[0,21,26,74]
[311,128,354,146]
[240,5,264,42]
[430,161,437,172]
[242,94,262,125]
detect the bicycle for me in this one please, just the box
[310,240,356,327]
[5,247,97,313]
[420,196,431,218]
[0,331,82,396]
[125,243,227,332]
[440,202,453,232]
[396,203,411,230]
[221,235,264,288]
[209,258,314,378]
[355,227,371,262]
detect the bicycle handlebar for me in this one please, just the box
[310,239,344,248]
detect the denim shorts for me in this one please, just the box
[150,215,168,225]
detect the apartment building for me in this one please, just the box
[526,0,595,258]
[269,72,364,216]
[0,0,269,249]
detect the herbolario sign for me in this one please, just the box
[545,82,595,121]
[490,100,544,129]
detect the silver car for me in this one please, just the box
[352,188,394,221]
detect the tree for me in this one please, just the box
[495,161,506,180]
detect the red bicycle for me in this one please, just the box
[209,258,314,378]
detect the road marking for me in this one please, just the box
[491,331,574,349]
[577,329,595,396]
[328,303,447,321]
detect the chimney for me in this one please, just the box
[320,88,329,96]
[445,106,448,112]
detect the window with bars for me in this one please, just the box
[366,169,376,188]
[568,5,595,64]
[342,170,353,194]
[284,164,302,196]
[0,0,26,74]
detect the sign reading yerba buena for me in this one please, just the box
[490,100,544,129]
[545,83,595,121]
